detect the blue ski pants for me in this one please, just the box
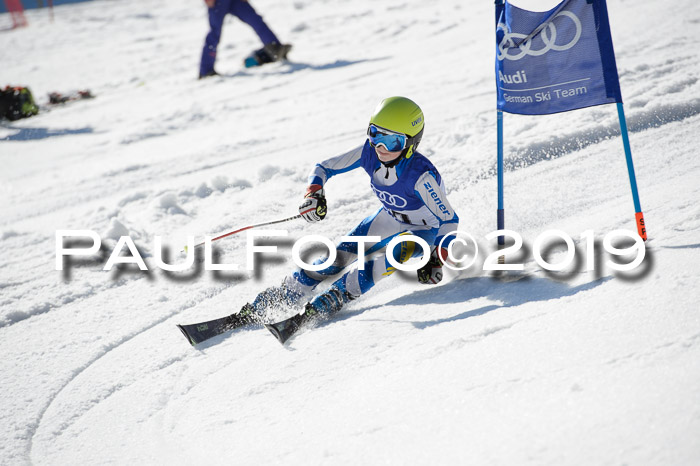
[292,208,438,299]
[200,0,279,76]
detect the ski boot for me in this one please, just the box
[244,41,292,68]
[224,303,258,328]
[265,286,355,344]
[176,282,307,345]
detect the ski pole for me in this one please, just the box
[185,214,302,252]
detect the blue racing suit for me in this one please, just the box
[287,140,460,301]
[200,0,279,77]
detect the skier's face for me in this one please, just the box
[376,145,402,163]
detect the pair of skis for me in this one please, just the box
[177,211,385,347]
[177,208,391,346]
[177,212,313,346]
[177,310,307,346]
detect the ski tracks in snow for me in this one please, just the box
[24,283,232,464]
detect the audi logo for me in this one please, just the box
[497,10,582,61]
[372,186,408,208]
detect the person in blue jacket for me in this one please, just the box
[199,0,290,78]
[231,97,461,341]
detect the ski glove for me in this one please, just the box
[299,184,327,222]
[417,247,448,285]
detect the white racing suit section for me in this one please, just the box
[289,140,460,309]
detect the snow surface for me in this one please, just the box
[1,0,700,464]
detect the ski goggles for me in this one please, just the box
[367,124,409,152]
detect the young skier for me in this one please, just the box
[177,97,460,345]
[199,0,291,79]
[254,96,460,342]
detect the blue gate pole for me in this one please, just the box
[497,109,505,262]
[495,0,506,261]
[616,102,647,241]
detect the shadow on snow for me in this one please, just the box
[351,275,612,330]
[1,126,94,141]
[222,57,389,78]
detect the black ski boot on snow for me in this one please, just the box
[244,41,292,68]
[265,287,355,344]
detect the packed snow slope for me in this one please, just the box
[1,0,700,464]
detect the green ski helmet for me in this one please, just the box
[368,96,425,160]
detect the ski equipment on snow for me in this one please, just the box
[48,90,94,105]
[244,42,292,68]
[265,304,319,344]
[177,304,258,345]
[265,287,354,344]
